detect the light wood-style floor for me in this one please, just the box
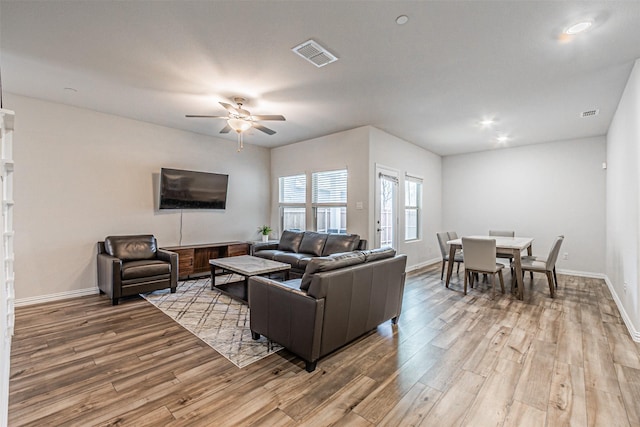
[9,264,640,426]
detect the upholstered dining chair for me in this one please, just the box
[461,237,505,296]
[489,230,515,260]
[513,235,564,298]
[436,231,463,280]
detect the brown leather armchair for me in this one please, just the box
[97,235,177,305]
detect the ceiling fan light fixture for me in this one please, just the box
[227,118,252,133]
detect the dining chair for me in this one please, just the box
[489,230,516,259]
[461,237,505,296]
[521,235,564,290]
[436,231,463,280]
[486,230,516,279]
[514,235,564,298]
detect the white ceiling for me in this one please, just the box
[2,1,639,156]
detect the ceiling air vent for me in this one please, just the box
[292,39,338,68]
[580,109,600,118]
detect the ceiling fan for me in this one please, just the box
[186,97,285,151]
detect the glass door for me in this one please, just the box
[375,166,398,249]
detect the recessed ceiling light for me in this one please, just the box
[496,135,509,143]
[480,119,495,128]
[565,21,592,35]
[396,15,409,25]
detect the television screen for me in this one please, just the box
[159,168,228,210]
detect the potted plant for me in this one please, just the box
[258,225,272,243]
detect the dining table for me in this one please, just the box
[445,235,534,300]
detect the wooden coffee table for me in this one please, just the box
[209,255,291,303]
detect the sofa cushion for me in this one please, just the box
[300,251,366,291]
[321,233,360,256]
[253,249,282,261]
[105,235,157,261]
[121,259,170,280]
[273,252,311,270]
[296,256,314,272]
[278,230,304,253]
[298,232,328,257]
[361,247,396,262]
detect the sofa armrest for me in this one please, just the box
[157,249,178,288]
[96,251,122,299]
[248,276,324,366]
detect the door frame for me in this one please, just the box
[374,164,399,249]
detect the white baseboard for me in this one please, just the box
[15,287,99,307]
[407,258,440,272]
[603,275,640,343]
[556,268,606,279]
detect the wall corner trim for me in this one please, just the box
[603,275,640,343]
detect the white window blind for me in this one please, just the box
[405,177,422,241]
[312,169,347,204]
[279,174,306,204]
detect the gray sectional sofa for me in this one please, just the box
[252,230,367,277]
[248,247,407,372]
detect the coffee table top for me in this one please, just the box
[209,255,291,276]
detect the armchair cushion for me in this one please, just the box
[322,233,360,256]
[122,259,171,280]
[105,235,157,261]
[278,230,304,253]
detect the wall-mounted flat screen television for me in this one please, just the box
[159,168,228,210]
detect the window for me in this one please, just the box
[404,176,422,241]
[312,169,348,233]
[279,174,306,231]
[278,169,349,233]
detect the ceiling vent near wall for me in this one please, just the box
[581,109,600,118]
[292,39,338,68]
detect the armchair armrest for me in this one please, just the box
[248,276,324,369]
[157,248,178,287]
[96,252,122,301]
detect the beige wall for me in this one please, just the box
[607,58,640,339]
[369,127,443,269]
[442,136,606,275]
[271,125,443,270]
[8,94,271,303]
[270,126,371,240]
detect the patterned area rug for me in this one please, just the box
[141,277,282,368]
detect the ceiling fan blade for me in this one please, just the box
[252,114,286,121]
[219,124,232,134]
[253,123,276,135]
[185,115,228,118]
[219,102,241,115]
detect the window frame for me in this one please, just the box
[278,174,307,232]
[404,175,422,242]
[312,169,348,234]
